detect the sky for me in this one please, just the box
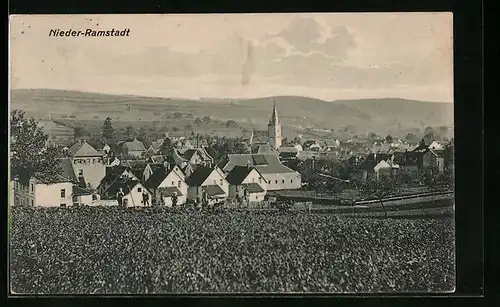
[9,13,453,102]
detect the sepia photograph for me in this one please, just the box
[9,13,455,294]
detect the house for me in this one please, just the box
[107,177,152,207]
[428,141,445,151]
[185,166,229,204]
[423,149,445,174]
[319,139,340,151]
[97,165,140,198]
[221,153,301,191]
[147,141,163,155]
[118,138,147,158]
[68,140,106,190]
[13,173,73,207]
[172,148,214,169]
[147,155,168,164]
[144,163,188,207]
[106,157,121,167]
[278,146,299,162]
[361,153,399,181]
[72,186,99,206]
[303,140,320,150]
[225,166,268,203]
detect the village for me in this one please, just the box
[10,103,454,209]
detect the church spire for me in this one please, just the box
[269,100,279,125]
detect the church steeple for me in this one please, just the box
[268,100,282,150]
[269,101,279,125]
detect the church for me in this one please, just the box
[243,103,283,153]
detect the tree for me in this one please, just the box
[225,120,238,128]
[172,127,179,132]
[160,138,173,155]
[124,125,135,140]
[405,132,418,143]
[74,126,86,138]
[202,116,212,124]
[185,124,193,130]
[359,176,401,218]
[173,112,182,119]
[10,110,63,182]
[368,132,377,140]
[194,117,203,126]
[385,135,393,143]
[102,117,115,140]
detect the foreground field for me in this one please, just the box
[9,207,455,294]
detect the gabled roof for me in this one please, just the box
[202,185,226,197]
[107,177,147,198]
[279,146,299,153]
[242,182,265,193]
[123,139,146,152]
[223,153,297,174]
[99,165,133,189]
[185,166,216,186]
[59,158,78,182]
[68,141,102,157]
[225,166,255,185]
[158,186,183,197]
[144,164,179,190]
[362,153,394,171]
[73,185,93,196]
[33,173,73,184]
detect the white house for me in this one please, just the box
[373,160,400,180]
[72,186,99,206]
[144,163,188,207]
[221,153,301,191]
[428,141,445,151]
[13,174,74,207]
[225,166,268,204]
[97,165,140,198]
[106,177,152,207]
[185,166,229,204]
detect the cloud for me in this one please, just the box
[71,16,449,94]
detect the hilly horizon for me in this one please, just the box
[10,88,453,137]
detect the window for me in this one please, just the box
[282,179,285,184]
[138,187,142,192]
[79,169,84,176]
[31,200,34,206]
[258,177,262,183]
[60,204,66,208]
[213,179,216,184]
[178,181,181,188]
[220,179,223,185]
[275,180,278,184]
[30,184,34,192]
[290,179,293,183]
[252,178,255,183]
[60,189,66,198]
[92,194,97,201]
[172,181,175,186]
